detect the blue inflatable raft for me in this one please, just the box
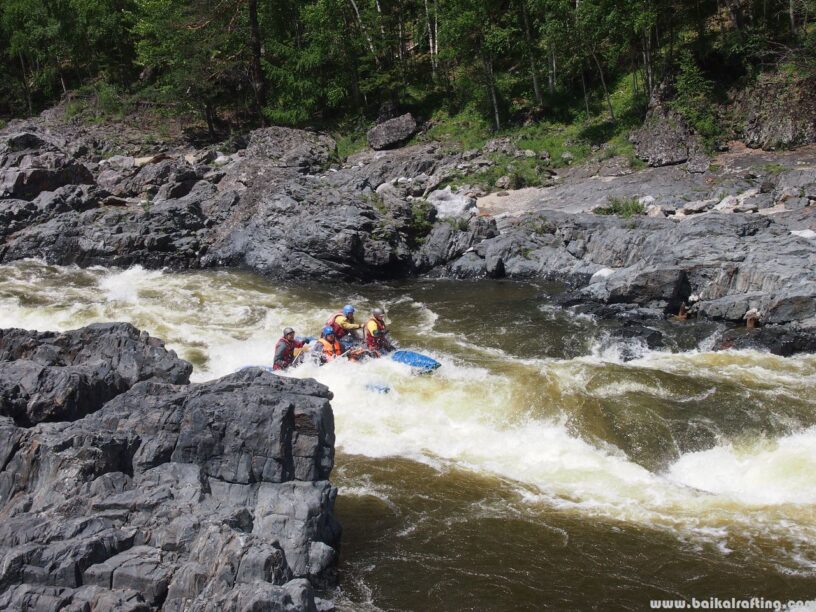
[390,350,441,372]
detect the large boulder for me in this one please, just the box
[630,105,707,169]
[425,186,477,219]
[1,153,94,200]
[715,326,816,356]
[246,126,336,173]
[0,323,191,426]
[366,113,418,150]
[589,265,690,311]
[0,325,340,610]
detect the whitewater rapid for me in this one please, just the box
[2,260,815,572]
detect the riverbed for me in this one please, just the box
[2,259,815,610]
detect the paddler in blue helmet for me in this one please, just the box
[325,304,363,350]
[316,326,344,363]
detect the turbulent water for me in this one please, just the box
[2,259,816,610]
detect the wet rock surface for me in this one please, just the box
[0,324,340,611]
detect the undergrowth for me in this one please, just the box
[594,196,645,218]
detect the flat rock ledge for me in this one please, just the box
[0,323,340,611]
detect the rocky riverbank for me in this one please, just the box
[0,323,339,611]
[1,108,815,354]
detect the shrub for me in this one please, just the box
[594,197,645,218]
[671,51,722,150]
[407,199,435,246]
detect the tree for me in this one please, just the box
[441,0,516,130]
[134,0,259,134]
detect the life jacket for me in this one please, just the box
[273,336,297,370]
[365,317,388,351]
[318,337,343,359]
[326,312,350,338]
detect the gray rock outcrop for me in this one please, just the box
[425,186,477,219]
[0,124,470,280]
[630,105,708,170]
[0,323,191,426]
[0,324,340,611]
[366,113,417,150]
[734,75,816,150]
[437,208,816,336]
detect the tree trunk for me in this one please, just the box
[248,0,267,125]
[590,50,615,122]
[724,0,744,30]
[374,0,387,43]
[549,51,556,94]
[204,102,216,139]
[642,30,653,96]
[425,0,436,77]
[482,54,501,130]
[398,0,405,64]
[519,0,543,106]
[433,0,439,60]
[18,53,32,115]
[348,0,380,67]
[580,69,589,116]
[789,0,797,33]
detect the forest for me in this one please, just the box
[1,0,815,141]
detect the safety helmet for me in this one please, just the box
[322,326,335,338]
[283,327,294,336]
[343,304,355,317]
[372,308,384,319]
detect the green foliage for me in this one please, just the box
[594,196,645,218]
[0,0,136,115]
[446,217,471,232]
[628,154,646,170]
[363,191,387,214]
[407,199,435,246]
[334,128,369,160]
[0,0,814,153]
[670,50,721,149]
[760,163,787,176]
[95,82,123,116]
[424,107,493,150]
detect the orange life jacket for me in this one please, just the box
[318,337,343,359]
[365,317,388,350]
[326,312,350,338]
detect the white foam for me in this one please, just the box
[99,265,163,303]
[667,428,816,505]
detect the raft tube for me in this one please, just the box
[390,350,441,372]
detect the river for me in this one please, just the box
[1,259,815,610]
